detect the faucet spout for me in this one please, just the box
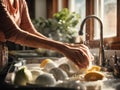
[79,15,105,67]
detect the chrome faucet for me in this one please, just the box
[79,15,105,67]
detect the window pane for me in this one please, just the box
[103,0,117,38]
[74,0,86,21]
[73,0,86,42]
[94,0,117,39]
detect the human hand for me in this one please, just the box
[63,44,94,69]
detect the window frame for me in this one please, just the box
[86,0,120,50]
[46,0,68,18]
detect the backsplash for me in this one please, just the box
[90,48,120,60]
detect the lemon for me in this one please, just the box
[40,59,52,68]
[88,65,101,71]
[84,71,104,81]
[14,66,33,86]
[40,59,57,71]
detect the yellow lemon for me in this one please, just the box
[84,71,104,81]
[87,65,101,72]
[40,59,57,71]
[40,59,53,68]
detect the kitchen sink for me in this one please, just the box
[0,49,120,90]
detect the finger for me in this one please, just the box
[78,48,90,63]
[79,44,94,61]
[78,46,94,61]
[74,49,89,68]
[78,44,89,49]
[75,53,87,68]
[77,54,88,68]
[67,50,87,68]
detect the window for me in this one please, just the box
[69,0,120,49]
[47,0,120,49]
[72,0,86,20]
[85,0,119,49]
[68,0,86,42]
[103,0,117,38]
[94,0,117,39]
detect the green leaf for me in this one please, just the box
[32,8,80,43]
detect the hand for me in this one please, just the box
[63,44,94,69]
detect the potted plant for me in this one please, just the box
[32,8,80,43]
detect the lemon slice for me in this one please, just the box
[87,65,101,72]
[84,71,104,81]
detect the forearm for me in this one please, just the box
[14,31,68,54]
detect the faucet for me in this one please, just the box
[79,15,105,67]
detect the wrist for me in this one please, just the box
[54,42,69,54]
